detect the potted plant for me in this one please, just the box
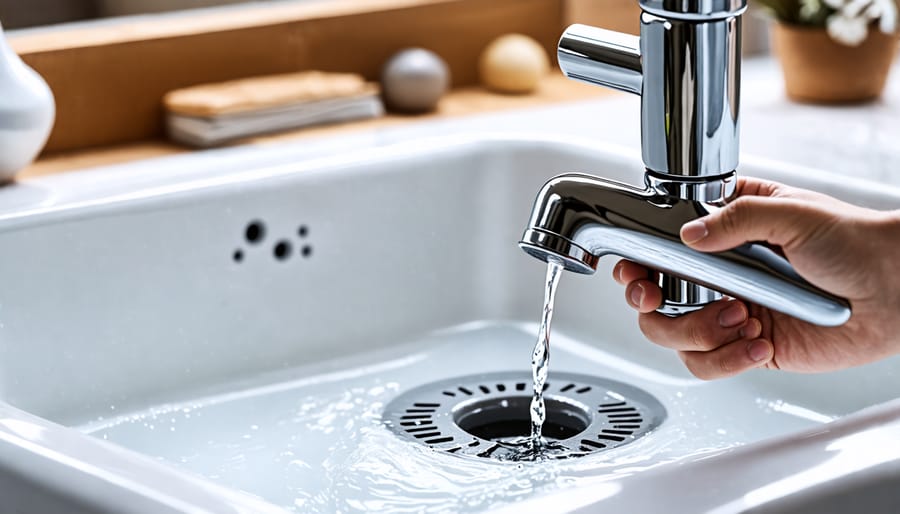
[757,0,899,103]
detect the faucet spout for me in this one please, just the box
[521,0,852,325]
[519,174,851,327]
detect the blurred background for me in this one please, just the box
[0,0,287,29]
[0,0,770,54]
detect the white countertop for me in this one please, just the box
[719,57,900,184]
[369,56,900,186]
[515,56,900,185]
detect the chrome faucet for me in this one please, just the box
[519,0,851,326]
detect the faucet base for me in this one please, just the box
[645,170,737,204]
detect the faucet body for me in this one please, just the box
[519,0,851,326]
[560,3,742,179]
[519,176,852,327]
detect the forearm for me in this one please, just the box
[875,209,900,346]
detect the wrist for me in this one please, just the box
[879,209,900,315]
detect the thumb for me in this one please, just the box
[680,196,823,252]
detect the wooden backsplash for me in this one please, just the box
[566,0,641,34]
[10,0,641,154]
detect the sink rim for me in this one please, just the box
[6,129,900,230]
[494,398,900,513]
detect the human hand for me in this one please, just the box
[613,177,900,379]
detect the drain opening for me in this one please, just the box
[383,371,666,461]
[454,396,589,443]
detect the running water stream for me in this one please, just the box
[529,261,563,450]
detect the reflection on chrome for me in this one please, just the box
[520,0,851,325]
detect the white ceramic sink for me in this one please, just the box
[1,128,900,513]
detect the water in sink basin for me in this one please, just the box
[80,323,826,513]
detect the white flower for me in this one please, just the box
[866,0,898,34]
[823,0,898,45]
[843,0,873,18]
[827,12,870,45]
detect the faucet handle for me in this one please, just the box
[558,24,642,96]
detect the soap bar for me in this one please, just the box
[479,34,550,94]
[163,71,383,147]
[164,71,375,117]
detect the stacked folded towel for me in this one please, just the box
[163,71,384,147]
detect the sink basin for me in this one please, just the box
[1,132,899,513]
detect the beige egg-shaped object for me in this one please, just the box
[479,34,550,94]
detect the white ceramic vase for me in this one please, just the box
[0,20,55,182]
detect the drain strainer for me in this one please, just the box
[383,371,666,460]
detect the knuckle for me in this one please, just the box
[716,354,736,377]
[685,322,717,351]
[719,197,753,235]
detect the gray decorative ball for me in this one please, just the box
[381,48,450,114]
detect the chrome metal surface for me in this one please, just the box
[558,25,642,95]
[558,11,742,179]
[641,13,742,177]
[527,0,851,323]
[639,0,748,20]
[519,229,596,275]
[518,174,852,327]
[657,274,723,316]
[382,371,666,460]
[645,170,737,204]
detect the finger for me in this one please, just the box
[680,196,829,252]
[736,177,809,201]
[737,176,849,207]
[734,176,784,198]
[612,259,652,286]
[624,279,663,313]
[636,300,758,351]
[678,338,774,380]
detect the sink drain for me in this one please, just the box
[382,371,665,460]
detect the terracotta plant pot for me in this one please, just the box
[772,23,899,103]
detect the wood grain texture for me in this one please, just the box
[10,0,565,153]
[21,74,614,179]
[565,0,641,34]
[163,71,375,116]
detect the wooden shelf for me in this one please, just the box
[21,74,614,179]
[11,0,567,153]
